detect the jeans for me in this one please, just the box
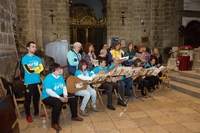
[75,85,96,110]
[119,77,133,93]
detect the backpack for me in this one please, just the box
[11,80,25,98]
[0,77,25,98]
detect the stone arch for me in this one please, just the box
[69,3,107,55]
[184,20,200,47]
[72,0,104,18]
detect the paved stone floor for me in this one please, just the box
[18,88,200,133]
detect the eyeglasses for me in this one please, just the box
[55,68,61,71]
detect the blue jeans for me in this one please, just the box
[75,85,96,110]
[118,77,133,93]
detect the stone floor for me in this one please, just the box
[18,88,200,133]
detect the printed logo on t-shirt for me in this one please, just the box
[29,60,39,67]
[54,83,64,91]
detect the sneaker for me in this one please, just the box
[79,109,89,116]
[92,107,99,112]
[107,104,116,110]
[26,116,33,123]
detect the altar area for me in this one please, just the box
[167,46,200,72]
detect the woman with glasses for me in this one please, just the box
[42,63,83,131]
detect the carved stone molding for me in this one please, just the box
[0,46,16,56]
[70,4,106,26]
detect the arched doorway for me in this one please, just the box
[184,20,200,48]
[69,4,107,55]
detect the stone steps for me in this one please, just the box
[179,71,200,80]
[168,71,200,99]
[170,81,200,99]
[169,72,200,88]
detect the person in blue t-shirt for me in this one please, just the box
[75,59,98,116]
[145,57,160,91]
[22,41,44,123]
[109,57,133,96]
[42,63,83,131]
[92,58,127,110]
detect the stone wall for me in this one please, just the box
[0,0,18,78]
[15,0,186,63]
[16,0,70,49]
[41,0,69,44]
[106,0,182,62]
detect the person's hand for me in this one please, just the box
[64,97,68,103]
[92,74,96,78]
[59,97,67,102]
[91,59,96,63]
[28,65,32,69]
[142,52,145,56]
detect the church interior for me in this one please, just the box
[0,0,200,133]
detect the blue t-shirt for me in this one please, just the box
[92,66,107,74]
[146,63,158,68]
[42,74,66,100]
[22,54,42,84]
[109,63,124,80]
[75,70,93,77]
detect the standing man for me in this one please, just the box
[67,42,82,75]
[22,41,44,122]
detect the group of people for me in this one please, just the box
[22,41,163,131]
[67,41,163,109]
[22,41,83,131]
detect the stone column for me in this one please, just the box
[16,0,43,47]
[0,0,18,78]
[192,47,200,72]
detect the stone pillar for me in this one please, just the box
[16,0,43,46]
[0,0,18,78]
[174,0,184,47]
[192,47,200,72]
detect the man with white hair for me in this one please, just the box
[67,42,82,75]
